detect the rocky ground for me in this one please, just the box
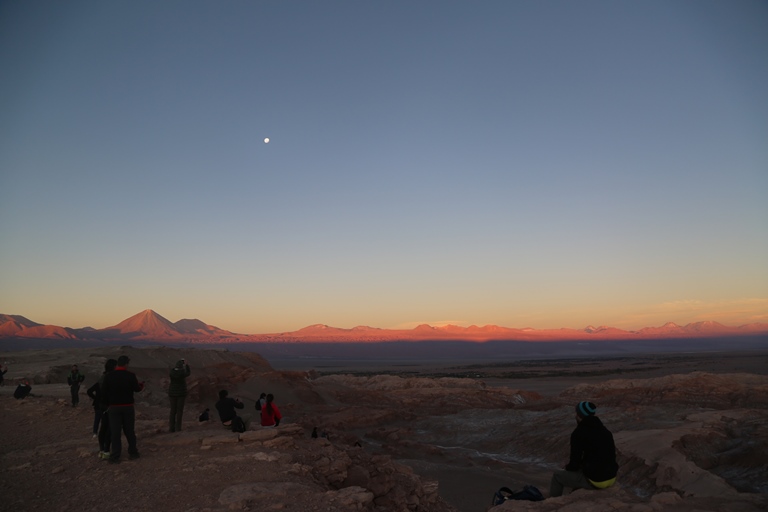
[1,345,767,512]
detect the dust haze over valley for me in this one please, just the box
[1,336,767,512]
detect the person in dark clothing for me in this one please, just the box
[101,355,144,464]
[549,401,618,497]
[214,389,244,428]
[0,364,8,386]
[67,364,85,407]
[168,359,190,432]
[14,379,33,399]
[88,358,117,458]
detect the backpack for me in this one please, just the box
[255,399,262,411]
[491,485,545,506]
[231,416,246,433]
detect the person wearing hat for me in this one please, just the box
[549,401,619,497]
[168,359,191,432]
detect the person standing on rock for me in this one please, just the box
[549,401,618,497]
[260,393,282,427]
[101,355,144,464]
[67,364,85,407]
[168,359,190,432]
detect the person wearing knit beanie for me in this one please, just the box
[549,401,619,498]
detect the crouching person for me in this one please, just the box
[549,401,618,497]
[215,389,245,431]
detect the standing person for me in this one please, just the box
[168,359,190,432]
[101,355,144,464]
[67,364,85,407]
[87,358,117,457]
[214,389,244,428]
[549,401,619,498]
[260,393,282,427]
[0,363,8,386]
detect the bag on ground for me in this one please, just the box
[231,415,246,433]
[491,485,544,506]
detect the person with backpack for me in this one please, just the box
[260,393,282,427]
[549,401,619,497]
[67,364,85,407]
[168,359,191,432]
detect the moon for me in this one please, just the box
[264,138,270,143]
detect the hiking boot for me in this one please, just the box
[100,451,111,460]
[128,451,140,460]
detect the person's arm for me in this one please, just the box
[234,399,244,410]
[565,429,584,471]
[274,404,282,426]
[184,364,190,377]
[86,382,99,400]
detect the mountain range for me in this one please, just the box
[1,309,767,343]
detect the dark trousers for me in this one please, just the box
[70,385,80,406]
[169,395,186,432]
[108,406,137,460]
[92,407,102,435]
[98,410,111,453]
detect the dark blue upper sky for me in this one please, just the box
[1,1,766,332]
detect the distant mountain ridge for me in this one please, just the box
[1,310,767,343]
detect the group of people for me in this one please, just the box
[7,356,617,499]
[214,390,282,431]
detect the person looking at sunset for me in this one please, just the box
[101,355,144,464]
[215,389,244,428]
[260,393,282,427]
[549,401,618,497]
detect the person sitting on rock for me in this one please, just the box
[260,393,282,427]
[549,401,618,497]
[14,379,33,399]
[214,389,244,428]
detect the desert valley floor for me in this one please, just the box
[1,343,767,512]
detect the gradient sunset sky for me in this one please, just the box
[1,1,766,334]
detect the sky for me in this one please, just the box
[1,1,767,334]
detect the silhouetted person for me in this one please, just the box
[0,363,8,386]
[168,359,190,432]
[215,389,244,428]
[101,355,144,464]
[67,364,85,407]
[14,379,33,399]
[88,358,117,459]
[255,392,266,411]
[549,401,618,497]
[260,393,282,427]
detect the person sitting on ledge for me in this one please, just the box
[14,379,34,399]
[549,401,618,497]
[215,389,244,428]
[260,393,282,427]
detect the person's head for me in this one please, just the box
[117,355,130,367]
[260,392,266,399]
[71,364,78,372]
[175,360,185,368]
[219,389,228,400]
[105,359,118,372]
[575,401,597,422]
[266,393,274,404]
